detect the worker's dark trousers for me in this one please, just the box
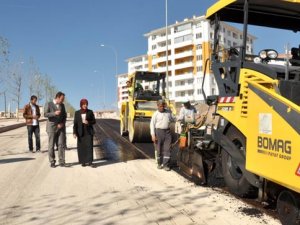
[155,128,172,166]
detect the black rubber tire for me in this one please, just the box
[221,126,257,197]
[277,190,300,225]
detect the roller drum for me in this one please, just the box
[129,118,152,143]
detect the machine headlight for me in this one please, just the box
[259,49,278,60]
[267,50,278,59]
[259,50,267,59]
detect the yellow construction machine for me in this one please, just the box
[120,71,175,143]
[177,1,300,224]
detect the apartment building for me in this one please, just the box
[127,54,148,73]
[118,15,256,108]
[117,73,129,109]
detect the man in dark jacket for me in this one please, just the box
[44,91,67,168]
[23,95,41,152]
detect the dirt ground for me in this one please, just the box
[0,121,281,225]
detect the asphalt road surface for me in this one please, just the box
[0,119,280,225]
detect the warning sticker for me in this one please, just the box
[296,164,300,177]
[259,113,272,135]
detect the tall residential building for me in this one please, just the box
[127,54,148,73]
[117,73,129,109]
[118,15,256,108]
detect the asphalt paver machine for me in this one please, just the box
[177,1,300,224]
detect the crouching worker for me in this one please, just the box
[150,99,175,171]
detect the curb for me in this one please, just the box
[0,119,47,134]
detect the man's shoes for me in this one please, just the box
[157,164,164,169]
[81,163,86,167]
[50,163,55,168]
[36,149,41,153]
[59,163,65,167]
[164,166,171,171]
[29,150,34,153]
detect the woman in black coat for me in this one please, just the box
[73,99,96,167]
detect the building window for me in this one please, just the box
[181,91,185,97]
[212,88,215,95]
[232,32,238,39]
[210,32,213,39]
[152,45,156,50]
[188,90,193,96]
[174,34,192,44]
[197,89,202,95]
[152,35,156,40]
[196,44,202,50]
[227,30,231,36]
[227,40,231,46]
[174,23,191,33]
[197,66,202,72]
[196,33,202,39]
[195,22,201,28]
[187,79,193,84]
[196,55,202,61]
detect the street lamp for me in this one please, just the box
[99,43,118,110]
[165,0,169,99]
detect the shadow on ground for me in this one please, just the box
[0,157,35,164]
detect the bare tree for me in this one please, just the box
[27,57,43,101]
[43,74,53,103]
[0,36,10,116]
[9,62,23,120]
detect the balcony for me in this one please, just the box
[174,50,193,59]
[173,83,194,92]
[173,61,193,70]
[173,29,192,38]
[174,39,193,49]
[152,56,167,64]
[173,73,194,80]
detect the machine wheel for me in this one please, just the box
[277,190,300,225]
[221,126,257,197]
[129,119,151,143]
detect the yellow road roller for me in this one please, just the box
[120,71,175,143]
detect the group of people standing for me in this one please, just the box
[23,91,196,171]
[23,92,96,168]
[150,98,197,171]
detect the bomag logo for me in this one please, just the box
[257,136,292,160]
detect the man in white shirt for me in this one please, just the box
[23,95,41,152]
[177,99,197,124]
[150,99,175,171]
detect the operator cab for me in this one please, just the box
[133,71,166,101]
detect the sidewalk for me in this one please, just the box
[0,118,27,133]
[0,118,47,133]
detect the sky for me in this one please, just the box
[0,0,299,111]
